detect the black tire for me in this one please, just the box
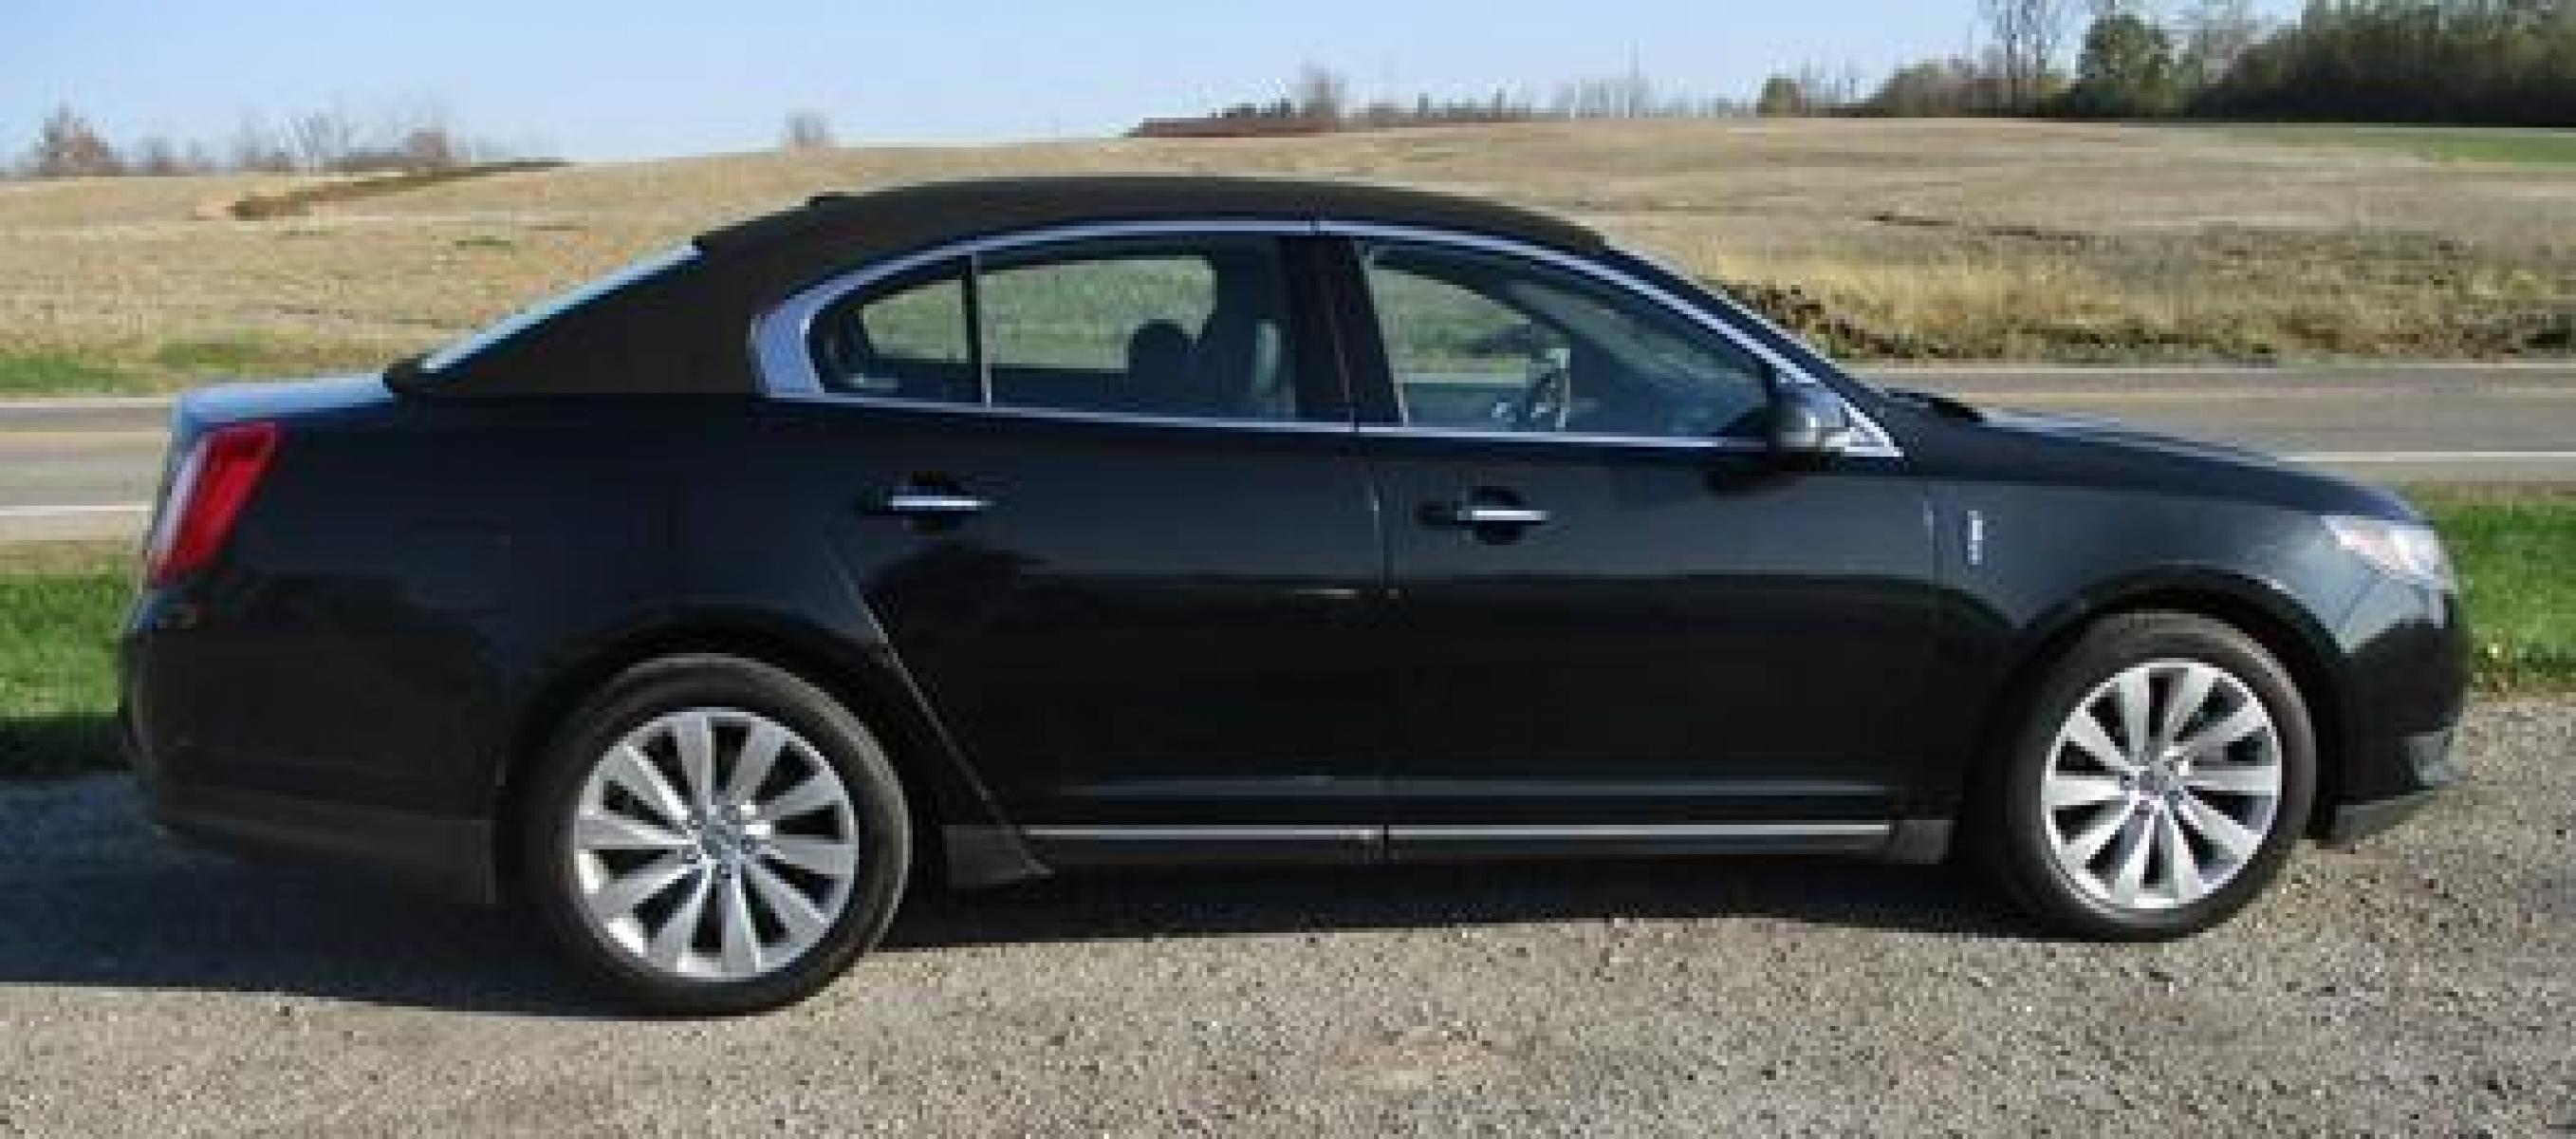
[518,654,911,1015]
[1972,612,2315,941]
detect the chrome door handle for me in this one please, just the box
[884,492,991,516]
[1439,503,1548,528]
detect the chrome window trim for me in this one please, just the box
[1356,423,1766,454]
[748,215,1900,458]
[752,217,1321,405]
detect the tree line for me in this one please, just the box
[14,99,522,179]
[1129,64,1744,139]
[1758,0,2576,125]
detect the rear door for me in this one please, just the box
[1331,233,1936,848]
[772,231,1388,849]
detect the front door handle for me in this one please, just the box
[884,491,991,517]
[1447,504,1548,527]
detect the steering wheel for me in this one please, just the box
[1508,357,1572,433]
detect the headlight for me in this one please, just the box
[2326,516,2455,589]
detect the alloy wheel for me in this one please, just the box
[2039,659,2283,911]
[567,707,862,981]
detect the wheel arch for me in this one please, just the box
[488,607,1045,894]
[1965,567,2352,841]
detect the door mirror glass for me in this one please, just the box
[1769,385,1855,459]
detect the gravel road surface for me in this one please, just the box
[2,701,2568,1136]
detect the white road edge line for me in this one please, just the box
[0,503,151,518]
[2289,451,2576,463]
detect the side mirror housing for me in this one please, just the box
[1768,384,1855,461]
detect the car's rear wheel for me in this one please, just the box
[520,655,909,1014]
[1975,612,2315,940]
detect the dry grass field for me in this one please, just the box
[3,119,2571,392]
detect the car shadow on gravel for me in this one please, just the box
[0,775,2028,1018]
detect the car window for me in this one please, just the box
[1361,242,1772,440]
[978,237,1300,422]
[807,264,977,403]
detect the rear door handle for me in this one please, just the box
[884,491,991,517]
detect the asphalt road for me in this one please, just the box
[1,700,2567,1133]
[2,364,2570,542]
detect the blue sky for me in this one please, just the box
[9,0,2304,161]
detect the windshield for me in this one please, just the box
[417,246,699,374]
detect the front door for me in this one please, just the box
[1338,236,1935,845]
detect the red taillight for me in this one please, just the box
[145,420,280,587]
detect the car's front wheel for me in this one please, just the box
[520,655,911,1014]
[1975,612,2315,940]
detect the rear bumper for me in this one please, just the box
[124,711,499,905]
[145,780,499,905]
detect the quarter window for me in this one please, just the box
[808,266,975,403]
[1360,242,1773,440]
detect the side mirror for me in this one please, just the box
[1768,384,1855,460]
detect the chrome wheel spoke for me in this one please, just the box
[589,853,693,919]
[2176,790,2261,864]
[674,710,719,812]
[2062,708,2137,775]
[2108,812,2154,906]
[729,720,788,804]
[2177,700,2268,759]
[2159,666,2217,750]
[2159,809,2204,905]
[760,775,841,823]
[648,869,714,970]
[2184,763,2278,796]
[2113,670,2155,763]
[748,861,829,941]
[719,872,763,977]
[574,808,691,851]
[2064,803,2131,866]
[766,835,858,877]
[602,744,691,829]
[2045,775,2129,811]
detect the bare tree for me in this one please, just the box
[132,135,186,177]
[288,103,360,172]
[1983,0,2074,109]
[28,105,123,177]
[781,109,835,152]
[230,111,296,173]
[1290,65,1348,123]
[2176,0,2262,89]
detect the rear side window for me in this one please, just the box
[978,238,1297,421]
[798,235,1307,423]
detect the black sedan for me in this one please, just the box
[120,176,2466,1013]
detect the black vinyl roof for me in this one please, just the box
[416,176,1603,398]
[695,175,1600,260]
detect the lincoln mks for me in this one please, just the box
[120,177,2465,1012]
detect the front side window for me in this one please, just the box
[1360,242,1772,440]
[800,234,1305,423]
